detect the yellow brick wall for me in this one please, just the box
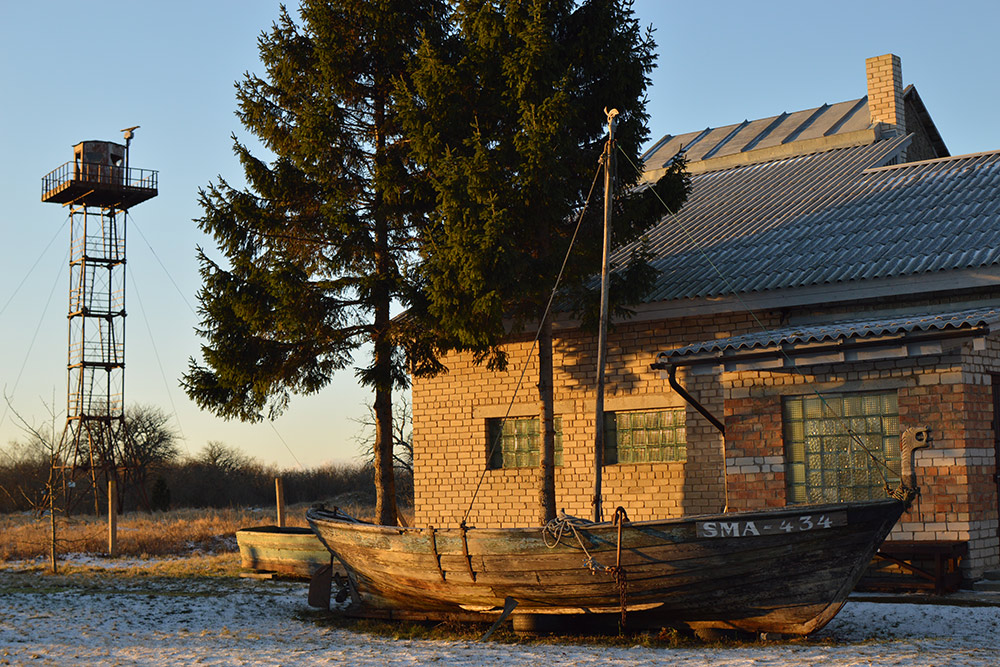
[412,311,768,528]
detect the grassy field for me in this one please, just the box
[0,496,390,564]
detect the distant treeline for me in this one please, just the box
[0,404,412,516]
[0,438,412,516]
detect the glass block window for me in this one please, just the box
[783,391,901,504]
[604,408,687,464]
[487,416,562,469]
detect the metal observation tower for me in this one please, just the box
[41,129,157,508]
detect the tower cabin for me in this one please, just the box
[41,140,157,209]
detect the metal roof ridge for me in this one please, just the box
[741,112,789,153]
[781,103,830,144]
[700,120,750,160]
[824,97,869,137]
[864,148,1000,173]
[669,127,883,177]
[640,133,674,164]
[681,127,714,154]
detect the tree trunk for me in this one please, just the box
[372,80,398,528]
[373,319,397,527]
[538,312,556,525]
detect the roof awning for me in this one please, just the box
[652,306,1000,373]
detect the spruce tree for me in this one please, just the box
[183,0,444,526]
[399,0,689,524]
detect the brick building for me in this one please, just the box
[410,54,1000,581]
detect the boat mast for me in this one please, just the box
[593,108,618,523]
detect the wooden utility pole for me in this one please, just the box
[275,477,286,528]
[108,479,117,557]
[49,462,58,574]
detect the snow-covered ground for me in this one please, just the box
[2,559,1000,666]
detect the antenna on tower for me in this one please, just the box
[120,126,139,176]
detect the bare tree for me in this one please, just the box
[2,395,68,571]
[121,405,180,511]
[0,437,56,513]
[353,395,412,476]
[0,396,65,511]
[196,440,252,474]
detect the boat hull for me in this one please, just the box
[307,499,904,635]
[236,525,334,579]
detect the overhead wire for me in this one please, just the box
[269,422,305,470]
[129,212,307,469]
[0,244,69,439]
[0,213,70,463]
[129,214,198,316]
[616,146,898,490]
[463,158,605,524]
[126,260,191,457]
[0,214,69,320]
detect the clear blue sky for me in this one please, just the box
[2,0,998,470]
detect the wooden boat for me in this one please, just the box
[306,111,921,635]
[236,525,334,579]
[307,497,905,635]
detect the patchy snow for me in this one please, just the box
[9,554,191,570]
[1,560,999,666]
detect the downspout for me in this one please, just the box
[667,364,729,513]
[667,365,725,435]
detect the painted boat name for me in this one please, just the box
[696,511,847,538]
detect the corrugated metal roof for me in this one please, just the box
[623,140,1000,303]
[657,306,1000,362]
[641,97,872,169]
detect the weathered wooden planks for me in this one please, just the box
[307,498,904,635]
[236,525,338,579]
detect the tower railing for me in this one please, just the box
[70,234,125,263]
[68,340,126,367]
[41,162,158,200]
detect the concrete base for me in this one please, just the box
[970,570,1000,592]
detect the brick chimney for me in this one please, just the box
[866,53,906,138]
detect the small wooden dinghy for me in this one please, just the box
[236,525,333,579]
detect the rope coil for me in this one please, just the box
[542,506,631,628]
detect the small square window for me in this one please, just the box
[487,416,562,469]
[604,408,686,464]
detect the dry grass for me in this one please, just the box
[0,507,286,561]
[0,495,389,562]
[2,551,244,578]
